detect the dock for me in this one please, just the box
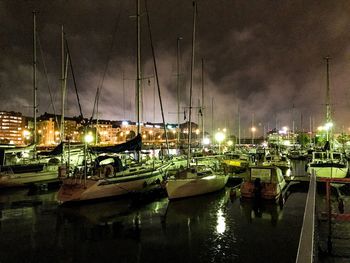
[295,174,350,262]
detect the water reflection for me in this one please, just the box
[0,181,307,263]
[239,199,283,225]
[164,188,237,261]
[216,209,225,234]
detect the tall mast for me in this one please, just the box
[292,103,295,134]
[60,25,65,143]
[238,103,241,145]
[187,1,197,168]
[325,56,331,123]
[136,0,141,135]
[324,56,332,145]
[211,97,214,143]
[309,115,312,145]
[176,36,182,146]
[33,11,37,145]
[201,58,205,147]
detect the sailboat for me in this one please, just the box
[57,0,173,203]
[0,12,60,188]
[165,2,228,200]
[306,57,349,178]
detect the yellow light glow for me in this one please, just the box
[203,137,210,145]
[325,122,333,130]
[84,134,94,143]
[216,209,226,234]
[23,130,30,137]
[215,132,225,143]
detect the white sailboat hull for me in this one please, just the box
[57,163,169,203]
[166,174,229,200]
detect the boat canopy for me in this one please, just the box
[91,134,142,153]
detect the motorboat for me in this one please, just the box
[306,150,348,178]
[240,166,287,200]
[262,153,291,176]
[222,152,253,174]
[165,164,229,200]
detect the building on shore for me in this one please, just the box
[0,111,26,145]
[0,110,208,147]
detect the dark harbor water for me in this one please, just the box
[0,184,307,263]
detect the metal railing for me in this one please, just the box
[296,171,317,263]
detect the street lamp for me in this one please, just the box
[251,127,256,145]
[203,137,210,145]
[215,131,225,154]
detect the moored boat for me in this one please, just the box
[165,164,229,200]
[306,150,348,178]
[306,58,349,179]
[222,152,253,174]
[0,146,60,188]
[57,158,171,203]
[262,153,291,176]
[240,166,287,200]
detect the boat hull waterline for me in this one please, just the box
[166,174,229,200]
[57,164,170,203]
[307,166,348,178]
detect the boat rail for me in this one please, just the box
[296,171,316,263]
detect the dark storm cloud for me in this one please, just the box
[1,0,350,136]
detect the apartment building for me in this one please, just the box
[0,111,25,145]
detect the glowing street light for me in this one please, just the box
[251,127,256,144]
[215,131,225,154]
[203,137,210,145]
[325,122,333,130]
[84,133,94,143]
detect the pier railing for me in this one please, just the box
[296,171,316,263]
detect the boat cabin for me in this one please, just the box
[312,151,345,163]
[240,166,286,200]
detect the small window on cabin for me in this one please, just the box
[333,153,341,160]
[314,153,323,159]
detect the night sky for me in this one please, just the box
[1,0,350,136]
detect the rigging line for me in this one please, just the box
[90,1,124,122]
[145,0,170,155]
[37,32,59,128]
[64,37,84,121]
